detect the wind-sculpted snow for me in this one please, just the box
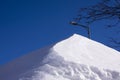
[0,34,120,80]
[19,52,120,80]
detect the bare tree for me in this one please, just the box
[71,0,120,51]
[74,0,120,25]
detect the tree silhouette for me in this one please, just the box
[71,0,120,51]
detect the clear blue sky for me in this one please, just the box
[0,0,118,65]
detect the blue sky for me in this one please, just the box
[0,0,118,65]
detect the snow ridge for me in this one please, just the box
[0,34,120,80]
[53,34,120,72]
[19,51,120,80]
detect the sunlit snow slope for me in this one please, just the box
[0,34,120,80]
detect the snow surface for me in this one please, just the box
[0,34,120,80]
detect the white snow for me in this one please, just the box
[53,34,120,72]
[0,34,120,80]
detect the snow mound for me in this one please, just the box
[0,34,120,80]
[53,34,120,71]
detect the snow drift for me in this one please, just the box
[0,34,120,80]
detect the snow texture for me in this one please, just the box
[0,34,120,80]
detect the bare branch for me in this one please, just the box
[71,0,120,50]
